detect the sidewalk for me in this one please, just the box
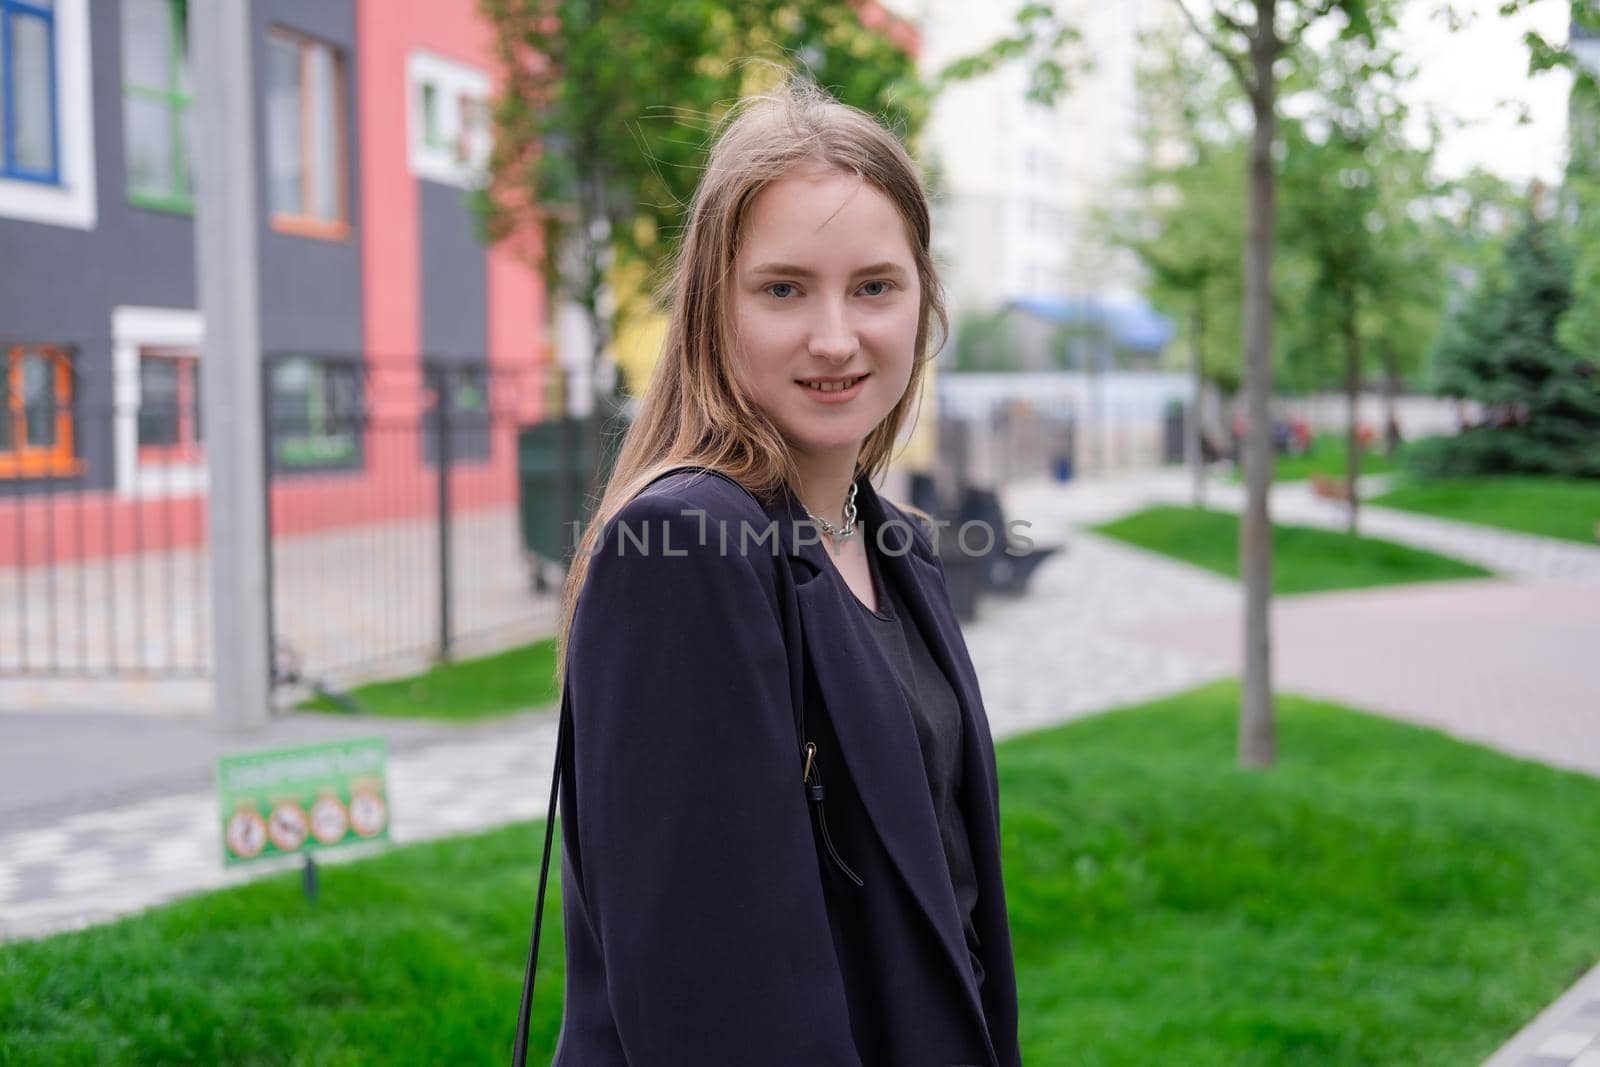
[0,708,560,939]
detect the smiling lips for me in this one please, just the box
[798,374,868,393]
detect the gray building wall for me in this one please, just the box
[0,0,198,492]
[254,0,362,359]
[419,180,487,362]
[0,0,365,494]
[419,180,490,462]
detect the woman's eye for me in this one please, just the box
[859,280,892,297]
[766,282,799,299]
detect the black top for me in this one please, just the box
[846,533,985,992]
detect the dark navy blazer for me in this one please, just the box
[551,467,1021,1066]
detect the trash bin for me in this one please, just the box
[517,418,588,569]
[517,404,631,578]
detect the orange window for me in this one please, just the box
[264,27,349,240]
[0,344,82,478]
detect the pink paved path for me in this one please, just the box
[1122,578,1600,777]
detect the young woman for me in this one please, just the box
[545,80,1021,1067]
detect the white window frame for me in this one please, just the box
[112,305,205,496]
[0,0,95,229]
[405,50,490,189]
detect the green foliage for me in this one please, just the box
[1276,29,1447,397]
[1112,22,1246,389]
[952,309,1020,372]
[932,3,1087,106]
[1559,176,1600,360]
[1118,7,1446,397]
[1420,205,1600,478]
[1485,0,1600,92]
[9,683,1600,1064]
[1093,505,1491,594]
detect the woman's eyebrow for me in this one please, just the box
[853,261,911,279]
[748,262,818,278]
[747,261,910,279]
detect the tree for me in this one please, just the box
[1418,199,1600,477]
[1558,10,1600,361]
[1278,25,1445,531]
[1170,0,1383,768]
[1115,22,1250,507]
[952,309,1021,372]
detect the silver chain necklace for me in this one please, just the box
[801,481,860,540]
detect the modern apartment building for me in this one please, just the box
[0,0,546,566]
[902,0,1176,327]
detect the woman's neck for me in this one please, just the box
[792,452,861,529]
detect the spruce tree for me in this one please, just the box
[1419,204,1600,478]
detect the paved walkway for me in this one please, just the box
[1484,963,1600,1067]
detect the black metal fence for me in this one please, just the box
[261,356,617,690]
[1,336,210,678]
[1,341,616,691]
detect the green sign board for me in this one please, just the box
[218,737,390,866]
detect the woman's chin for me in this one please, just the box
[786,426,877,459]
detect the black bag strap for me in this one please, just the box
[512,683,571,1067]
[509,463,834,1065]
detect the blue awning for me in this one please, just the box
[1007,297,1176,353]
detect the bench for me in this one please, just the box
[955,486,1062,595]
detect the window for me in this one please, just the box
[270,356,362,469]
[420,82,441,148]
[266,29,347,238]
[406,51,490,188]
[2,0,58,183]
[1,344,79,477]
[112,306,203,494]
[122,0,192,211]
[453,364,486,418]
[136,346,201,464]
[0,0,93,229]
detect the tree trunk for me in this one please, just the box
[1239,0,1278,769]
[1382,339,1401,455]
[1343,291,1361,536]
[1189,301,1207,509]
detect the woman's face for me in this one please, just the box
[730,166,921,468]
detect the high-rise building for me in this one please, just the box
[901,0,1177,318]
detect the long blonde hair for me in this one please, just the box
[555,77,947,678]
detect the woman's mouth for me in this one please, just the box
[797,374,869,401]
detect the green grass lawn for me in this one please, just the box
[1372,476,1600,545]
[1093,506,1490,594]
[1226,434,1404,484]
[299,639,559,721]
[5,682,1599,1065]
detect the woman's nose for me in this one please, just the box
[807,301,859,362]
